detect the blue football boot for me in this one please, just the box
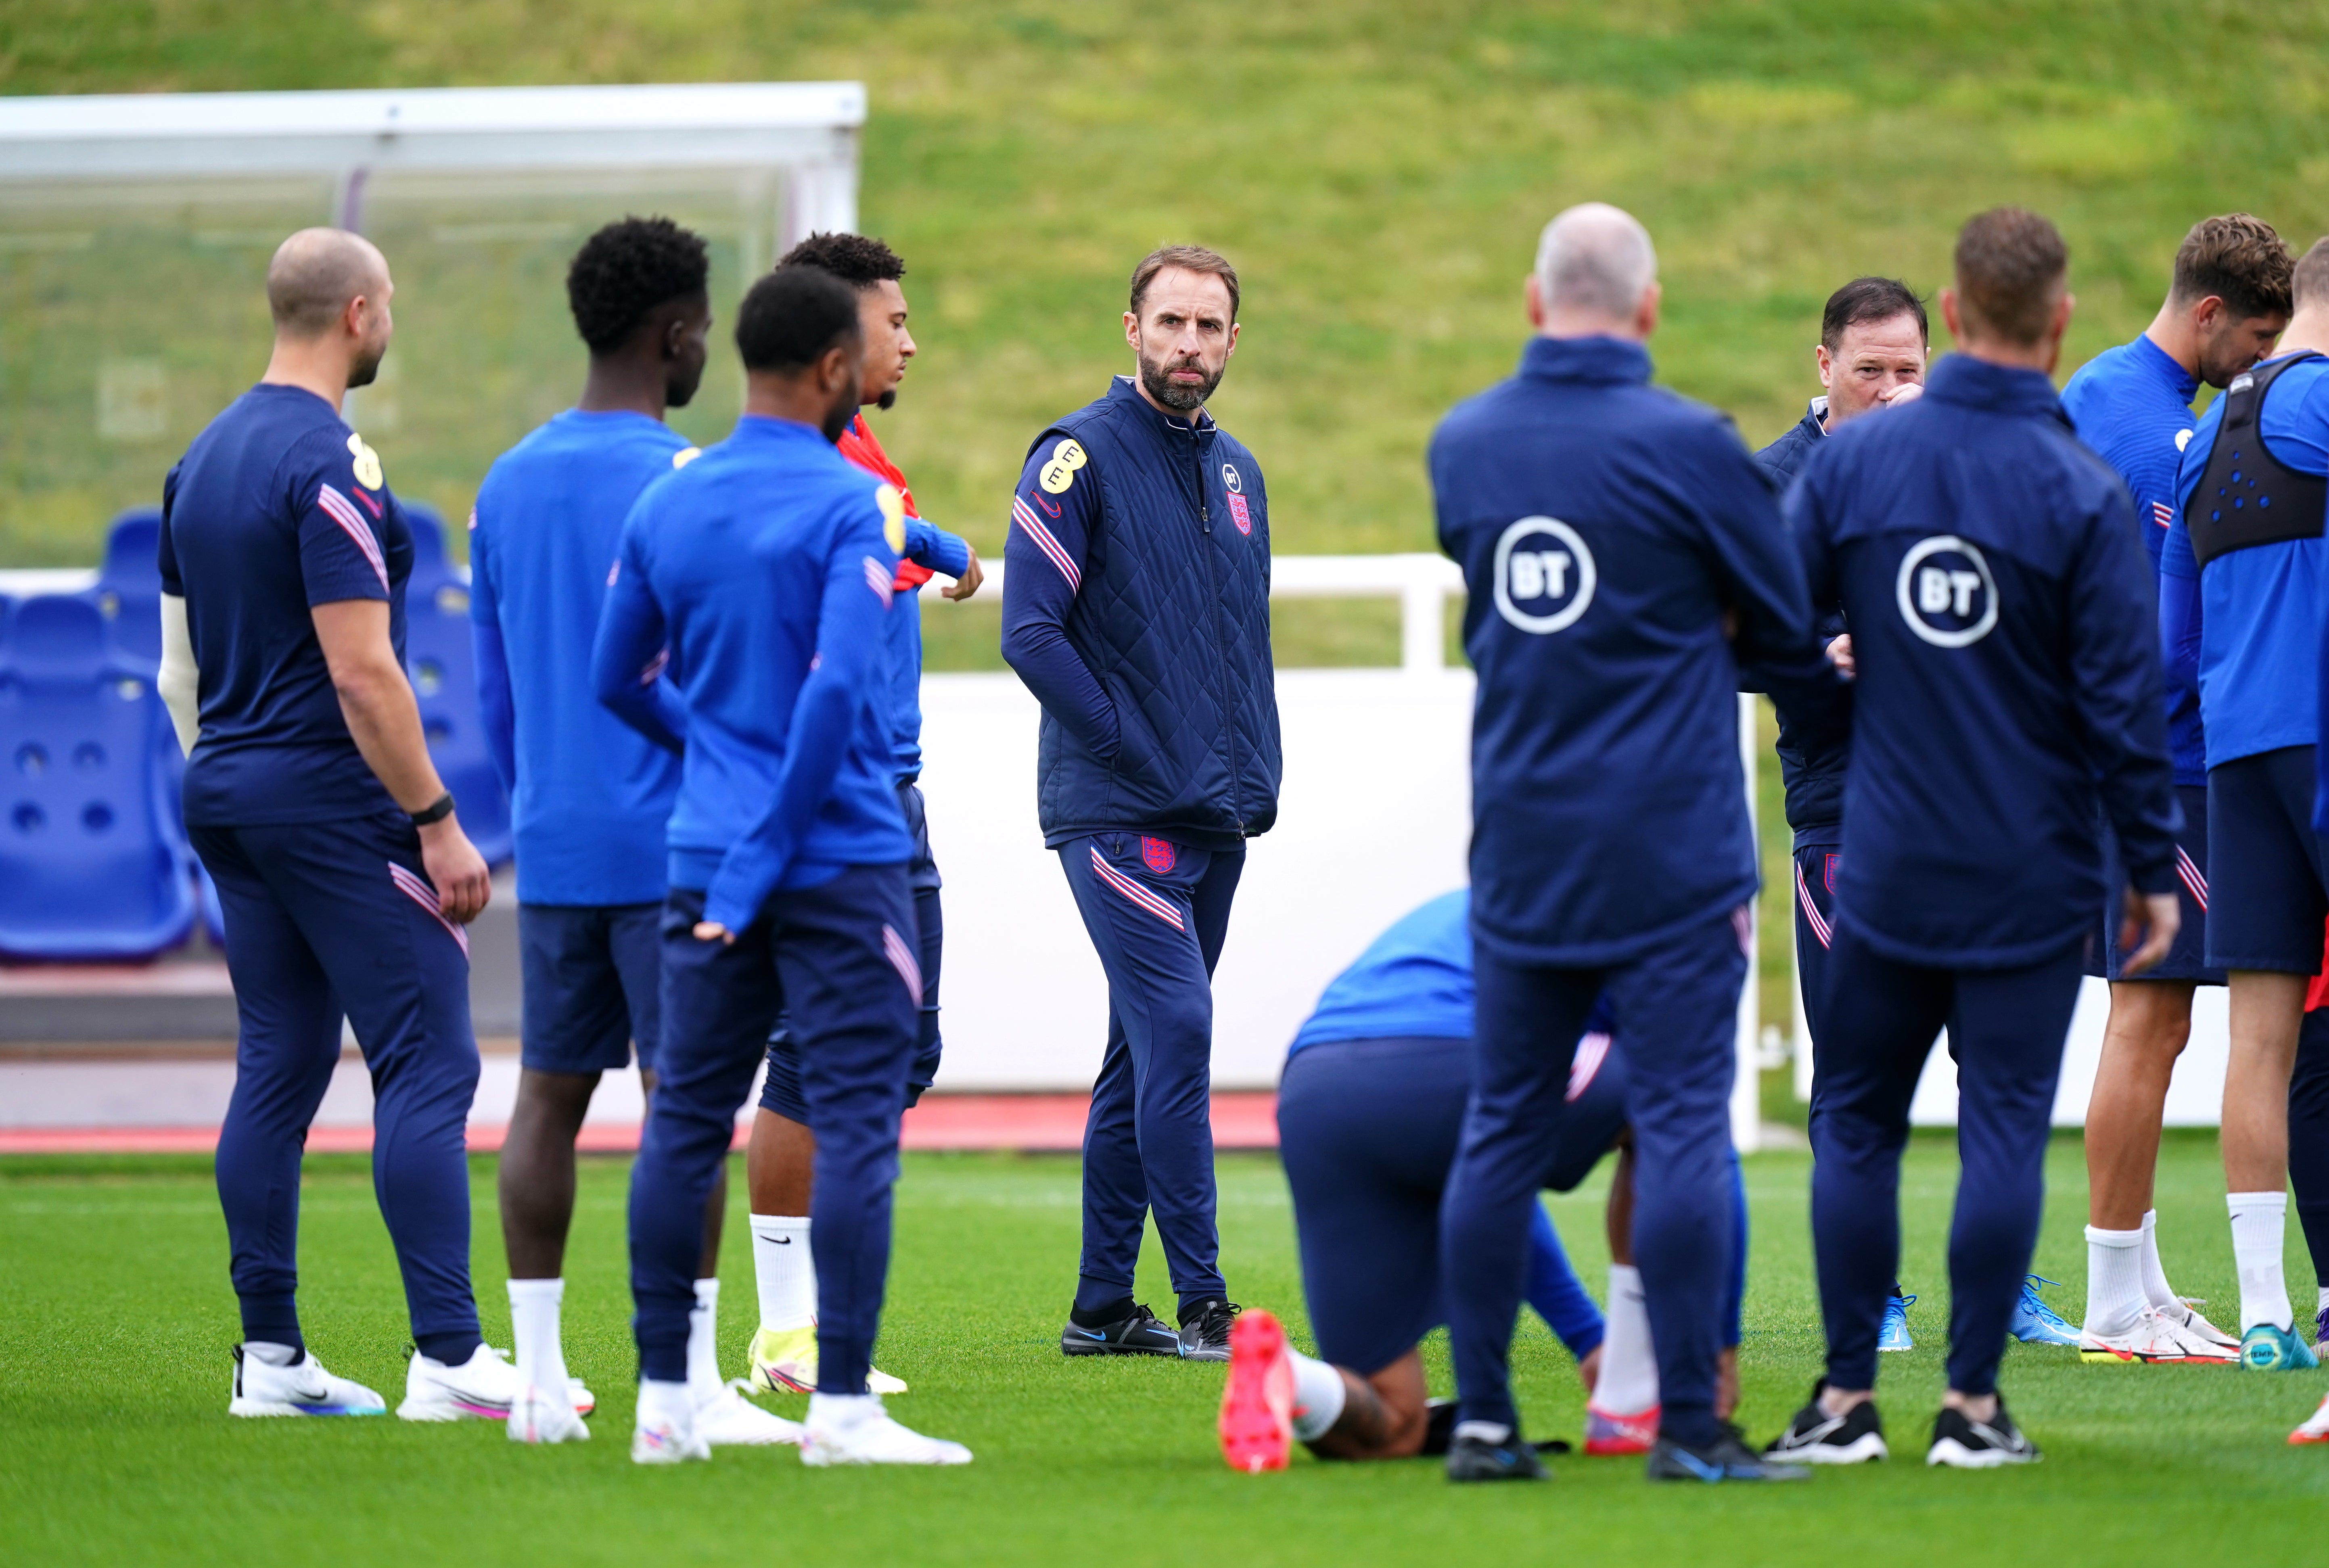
[1877,1291,1915,1352]
[2008,1275,2080,1346]
[2239,1323,2321,1372]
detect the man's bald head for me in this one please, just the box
[1534,203,1659,326]
[267,228,389,339]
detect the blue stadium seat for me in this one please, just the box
[0,595,197,960]
[92,508,164,669]
[401,503,511,866]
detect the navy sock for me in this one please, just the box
[1070,1294,1137,1328]
[414,1330,483,1366]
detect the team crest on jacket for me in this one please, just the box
[1141,836,1177,874]
[1226,492,1252,535]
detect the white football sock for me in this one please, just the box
[507,1277,570,1400]
[636,1377,694,1432]
[2081,1225,2145,1336]
[1286,1348,1347,1442]
[687,1278,724,1401]
[750,1215,816,1332]
[2229,1192,2293,1332]
[1591,1264,1658,1415]
[242,1340,300,1367]
[808,1391,879,1430]
[2137,1209,2181,1311]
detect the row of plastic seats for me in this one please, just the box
[0,507,510,962]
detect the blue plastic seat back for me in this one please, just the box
[0,595,196,959]
[401,503,511,866]
[92,508,165,669]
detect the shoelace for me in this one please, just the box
[2018,1275,2073,1328]
[1191,1301,1243,1342]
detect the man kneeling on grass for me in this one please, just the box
[1216,891,1747,1472]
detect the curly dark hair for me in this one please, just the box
[777,231,905,289]
[566,216,710,354]
[2171,213,2293,322]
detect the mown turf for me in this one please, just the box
[2,1133,2323,1565]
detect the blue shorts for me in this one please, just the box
[761,782,942,1121]
[2095,783,2223,985]
[2208,747,2328,974]
[518,902,663,1075]
[1275,1033,1626,1376]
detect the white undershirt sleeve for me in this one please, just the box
[157,592,199,758]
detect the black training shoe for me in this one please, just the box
[1420,1398,1460,1457]
[1926,1399,2040,1468]
[1648,1423,1813,1483]
[1765,1381,1888,1464]
[1446,1424,1549,1482]
[1177,1299,1241,1363]
[1060,1302,1183,1357]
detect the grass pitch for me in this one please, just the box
[3,1133,2323,1565]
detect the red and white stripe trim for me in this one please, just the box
[388,862,469,956]
[1088,845,1184,931]
[316,483,389,592]
[1566,1030,1612,1103]
[2151,500,2175,529]
[2176,846,2208,911]
[882,923,923,1003]
[1794,863,1832,950]
[1012,496,1080,590]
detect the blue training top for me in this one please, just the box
[2061,335,2208,786]
[469,410,690,906]
[1433,335,1842,966]
[591,415,912,930]
[1788,353,2181,966]
[159,383,411,826]
[2164,352,2329,769]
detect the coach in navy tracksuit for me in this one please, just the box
[1432,205,1840,1484]
[159,230,499,1421]
[1767,210,2181,1470]
[595,266,968,1466]
[1001,245,1282,1363]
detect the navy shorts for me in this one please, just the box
[2208,747,2329,974]
[2094,783,2223,985]
[1275,1033,1626,1376]
[761,782,943,1121]
[518,902,663,1075]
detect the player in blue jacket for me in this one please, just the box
[2058,214,2290,1361]
[593,265,969,1467]
[2165,234,2329,1374]
[1216,890,1755,1474]
[743,232,982,1400]
[1769,209,2182,1471]
[1432,204,1842,1485]
[1001,245,1282,1364]
[157,229,502,1423]
[470,217,791,1447]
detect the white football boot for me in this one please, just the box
[398,1343,524,1421]
[508,1381,591,1444]
[632,1384,711,1465]
[2160,1298,2240,1351]
[2078,1306,2237,1364]
[228,1344,387,1417]
[696,1380,806,1447]
[800,1394,971,1466]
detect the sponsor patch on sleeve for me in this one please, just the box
[345,432,384,490]
[672,445,702,469]
[876,482,907,553]
[1039,438,1088,495]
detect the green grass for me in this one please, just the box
[2,1135,2324,1564]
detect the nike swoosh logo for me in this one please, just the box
[1068,1328,1106,1340]
[767,1237,792,1245]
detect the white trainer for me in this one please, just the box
[801,1394,971,1466]
[228,1345,387,1417]
[631,1399,711,1465]
[2078,1306,2237,1364]
[697,1380,806,1446]
[398,1343,524,1421]
[2162,1298,2240,1351]
[508,1382,591,1444]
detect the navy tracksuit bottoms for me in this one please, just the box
[1810,922,2083,1396]
[1443,908,1748,1448]
[192,812,483,1364]
[1056,832,1243,1317]
[630,869,918,1392]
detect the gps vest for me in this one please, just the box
[2189,351,2327,570]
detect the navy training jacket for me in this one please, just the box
[1753,398,1851,848]
[1000,376,1282,852]
[1434,335,1841,966]
[1786,353,2180,968]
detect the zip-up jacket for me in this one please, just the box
[1754,397,1849,848]
[1000,375,1282,852]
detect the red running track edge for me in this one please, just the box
[0,1091,1282,1156]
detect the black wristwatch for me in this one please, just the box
[409,792,456,827]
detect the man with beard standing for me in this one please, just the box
[1001,245,1282,1363]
